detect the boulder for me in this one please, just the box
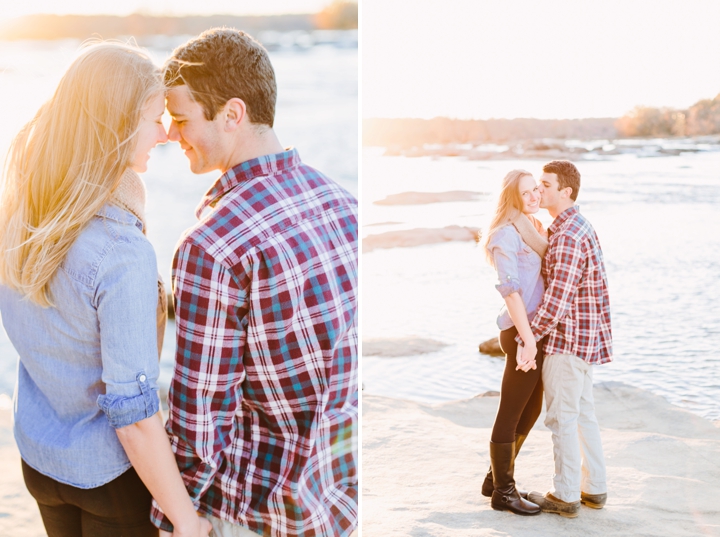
[478,337,503,357]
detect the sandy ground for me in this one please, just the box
[362,382,720,537]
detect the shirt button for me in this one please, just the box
[139,374,147,382]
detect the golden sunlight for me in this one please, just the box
[0,0,333,22]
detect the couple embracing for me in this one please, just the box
[0,28,357,537]
[480,161,612,518]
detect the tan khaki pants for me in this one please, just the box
[542,353,607,503]
[207,515,358,537]
[207,516,260,537]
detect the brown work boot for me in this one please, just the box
[527,491,580,518]
[581,492,607,509]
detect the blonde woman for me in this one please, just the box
[0,43,211,537]
[479,169,548,516]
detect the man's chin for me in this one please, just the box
[188,160,208,175]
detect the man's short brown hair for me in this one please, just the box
[164,28,277,127]
[543,160,581,201]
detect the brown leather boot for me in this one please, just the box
[482,434,528,497]
[489,441,540,516]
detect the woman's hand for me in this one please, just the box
[115,415,212,537]
[515,342,538,372]
[159,516,213,537]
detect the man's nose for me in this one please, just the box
[168,121,181,142]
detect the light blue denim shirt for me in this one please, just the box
[0,204,160,488]
[487,224,545,331]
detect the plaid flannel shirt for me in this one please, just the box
[150,149,358,536]
[522,206,612,364]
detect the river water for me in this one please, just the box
[0,38,357,404]
[362,147,720,422]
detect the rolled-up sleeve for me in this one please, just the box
[95,237,161,429]
[488,226,522,298]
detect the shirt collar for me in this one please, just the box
[548,205,579,236]
[95,203,144,231]
[195,148,301,219]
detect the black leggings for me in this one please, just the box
[22,460,158,537]
[490,326,544,444]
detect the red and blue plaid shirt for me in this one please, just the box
[526,206,612,364]
[150,149,358,536]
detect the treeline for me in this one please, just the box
[0,14,313,40]
[316,1,358,30]
[0,3,358,40]
[616,94,720,137]
[363,117,618,147]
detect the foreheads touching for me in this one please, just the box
[163,28,277,127]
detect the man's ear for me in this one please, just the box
[223,98,246,131]
[561,186,573,200]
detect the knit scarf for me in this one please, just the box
[110,168,147,234]
[109,168,167,358]
[511,212,548,258]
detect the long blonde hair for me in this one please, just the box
[481,169,533,266]
[0,42,164,307]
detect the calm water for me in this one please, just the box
[0,39,357,402]
[362,148,720,421]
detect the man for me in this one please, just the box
[522,160,612,518]
[150,29,358,536]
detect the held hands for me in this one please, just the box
[159,515,213,537]
[515,342,537,373]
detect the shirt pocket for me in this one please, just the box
[517,244,541,271]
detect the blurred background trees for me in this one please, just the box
[364,93,720,147]
[686,95,720,135]
[615,94,720,137]
[315,1,358,30]
[0,2,358,40]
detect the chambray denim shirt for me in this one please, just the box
[487,224,545,331]
[0,204,160,488]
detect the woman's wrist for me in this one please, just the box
[170,511,201,536]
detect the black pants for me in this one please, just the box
[22,460,158,537]
[490,326,544,444]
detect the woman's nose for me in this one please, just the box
[157,126,169,145]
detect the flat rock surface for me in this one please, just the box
[363,225,480,253]
[363,337,450,357]
[362,382,720,536]
[374,191,485,205]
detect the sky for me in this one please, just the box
[363,0,720,119]
[0,0,332,21]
